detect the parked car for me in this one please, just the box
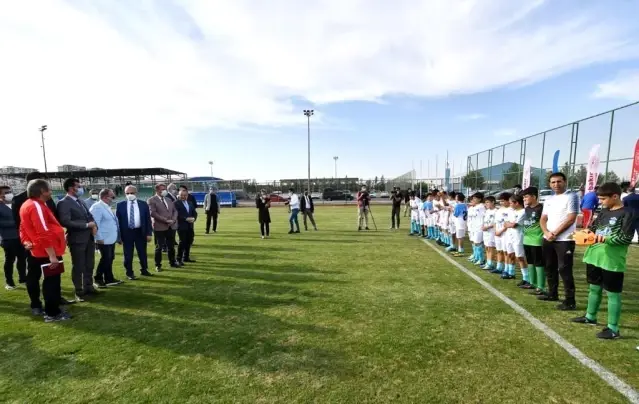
[369,192,377,198]
[538,189,552,204]
[380,191,389,198]
[269,194,288,202]
[311,192,321,200]
[322,188,354,201]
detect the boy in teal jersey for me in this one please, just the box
[571,183,636,339]
[521,187,545,293]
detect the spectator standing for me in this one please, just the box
[89,189,122,287]
[204,188,220,234]
[580,186,599,228]
[256,190,271,239]
[539,172,579,310]
[57,178,98,302]
[116,186,153,280]
[284,188,300,234]
[0,185,25,290]
[19,179,69,322]
[175,189,197,264]
[84,189,100,209]
[390,187,403,229]
[357,185,371,231]
[179,185,197,246]
[300,190,318,231]
[148,183,179,271]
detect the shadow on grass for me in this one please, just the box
[0,333,96,386]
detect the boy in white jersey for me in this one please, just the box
[431,191,442,241]
[503,194,528,280]
[469,193,486,266]
[437,192,449,246]
[409,192,421,235]
[492,192,513,275]
[466,199,476,260]
[481,196,497,270]
[446,192,458,252]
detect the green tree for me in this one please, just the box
[379,175,386,191]
[373,176,379,190]
[500,163,522,189]
[462,170,485,190]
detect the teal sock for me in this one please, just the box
[471,246,477,259]
[510,265,516,276]
[521,267,529,282]
[487,260,493,267]
[458,246,464,253]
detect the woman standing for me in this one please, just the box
[256,190,271,239]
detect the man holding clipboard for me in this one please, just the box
[19,179,70,322]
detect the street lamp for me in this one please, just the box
[39,125,48,173]
[303,109,314,192]
[208,160,214,177]
[333,156,338,178]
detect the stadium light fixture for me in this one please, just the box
[208,160,214,177]
[303,109,314,192]
[333,156,338,178]
[39,125,48,173]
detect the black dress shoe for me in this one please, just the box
[60,297,76,305]
[170,262,180,268]
[127,275,138,280]
[74,294,86,303]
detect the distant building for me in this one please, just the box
[280,177,358,191]
[477,162,542,187]
[0,166,38,174]
[57,164,87,172]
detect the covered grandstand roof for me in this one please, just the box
[0,167,186,179]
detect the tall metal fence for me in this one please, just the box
[465,101,638,192]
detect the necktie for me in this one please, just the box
[162,197,168,209]
[129,201,135,229]
[76,199,89,217]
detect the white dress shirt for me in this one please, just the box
[289,194,300,210]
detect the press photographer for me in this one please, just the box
[357,185,371,231]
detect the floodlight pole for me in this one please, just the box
[208,160,214,177]
[333,156,338,178]
[303,109,314,192]
[39,125,48,173]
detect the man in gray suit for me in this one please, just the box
[148,183,179,271]
[57,178,97,301]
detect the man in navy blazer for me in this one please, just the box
[174,188,198,264]
[116,185,153,279]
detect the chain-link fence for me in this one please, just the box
[465,101,638,192]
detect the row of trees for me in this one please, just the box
[462,163,622,191]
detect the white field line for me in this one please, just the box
[421,239,639,404]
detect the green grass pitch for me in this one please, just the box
[0,205,637,403]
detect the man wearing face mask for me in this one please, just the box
[116,185,153,280]
[175,188,198,264]
[299,190,318,231]
[147,183,179,271]
[89,188,122,287]
[84,189,100,209]
[0,185,26,290]
[57,178,98,301]
[284,188,301,234]
[179,185,198,246]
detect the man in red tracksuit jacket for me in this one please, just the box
[19,179,70,322]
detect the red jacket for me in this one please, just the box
[19,198,66,258]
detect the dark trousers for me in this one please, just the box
[26,255,62,317]
[122,229,149,276]
[391,205,401,228]
[69,240,96,293]
[302,210,317,230]
[95,243,116,283]
[154,229,176,267]
[206,211,218,233]
[260,221,270,236]
[2,238,26,286]
[177,228,194,261]
[542,240,576,303]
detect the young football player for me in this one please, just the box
[470,193,486,266]
[571,182,636,339]
[503,194,527,281]
[446,192,458,252]
[481,196,497,270]
[424,193,435,239]
[409,192,421,235]
[492,192,513,275]
[452,193,467,256]
[522,187,545,293]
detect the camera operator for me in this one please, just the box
[357,185,371,231]
[390,187,403,229]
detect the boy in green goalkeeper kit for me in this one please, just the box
[521,187,546,294]
[571,182,636,339]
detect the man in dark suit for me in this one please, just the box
[115,185,153,280]
[57,178,97,301]
[175,189,197,265]
[300,190,318,231]
[204,188,220,234]
[179,185,198,246]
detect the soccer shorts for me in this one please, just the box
[524,245,543,267]
[586,264,624,293]
[431,213,439,227]
[483,231,495,248]
[449,220,456,234]
[456,227,466,239]
[506,240,525,258]
[411,211,419,222]
[419,212,427,226]
[495,236,504,252]
[470,230,483,244]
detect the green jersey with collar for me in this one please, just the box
[583,208,636,272]
[523,204,544,246]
